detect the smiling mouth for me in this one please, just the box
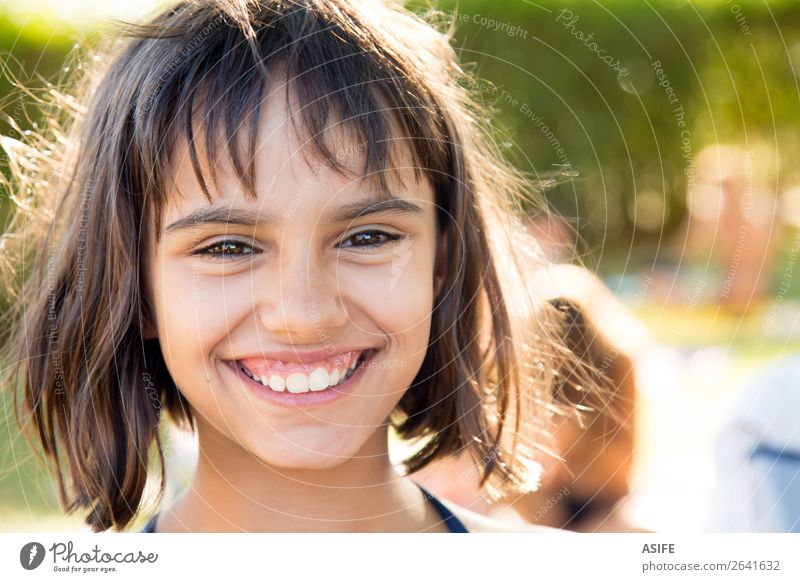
[232,349,375,394]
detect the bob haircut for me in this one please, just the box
[1,0,587,531]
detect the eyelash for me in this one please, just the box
[193,230,404,261]
[193,240,258,261]
[337,230,405,250]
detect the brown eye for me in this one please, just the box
[340,230,404,249]
[195,240,257,261]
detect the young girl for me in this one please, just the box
[1,0,585,532]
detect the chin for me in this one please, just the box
[242,428,375,471]
[262,453,354,471]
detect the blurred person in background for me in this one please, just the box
[673,144,777,312]
[412,264,653,532]
[705,355,800,532]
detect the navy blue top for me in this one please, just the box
[140,483,468,533]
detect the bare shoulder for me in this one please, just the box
[439,498,573,534]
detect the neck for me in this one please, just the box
[158,418,443,532]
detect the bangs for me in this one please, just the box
[125,0,452,238]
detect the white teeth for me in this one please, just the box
[268,374,286,392]
[309,367,329,391]
[239,350,368,394]
[286,372,309,393]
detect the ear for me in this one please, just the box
[433,232,446,299]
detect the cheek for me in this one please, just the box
[341,255,434,385]
[340,246,435,335]
[149,259,254,384]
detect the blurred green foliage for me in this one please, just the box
[409,0,800,268]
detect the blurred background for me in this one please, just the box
[1,0,799,532]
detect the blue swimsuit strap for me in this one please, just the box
[141,515,156,533]
[417,483,469,533]
[140,484,469,533]
[416,483,469,533]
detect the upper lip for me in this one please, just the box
[228,346,377,365]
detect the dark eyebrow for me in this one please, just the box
[164,195,425,234]
[329,197,424,223]
[165,207,265,234]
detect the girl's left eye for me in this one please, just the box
[338,230,405,250]
[193,240,258,261]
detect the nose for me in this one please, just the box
[256,246,349,341]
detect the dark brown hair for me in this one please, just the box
[1,0,576,531]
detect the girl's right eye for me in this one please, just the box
[193,240,259,261]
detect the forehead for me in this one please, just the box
[162,87,435,224]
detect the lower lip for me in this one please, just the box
[224,350,377,409]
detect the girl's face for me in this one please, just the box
[144,93,442,470]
